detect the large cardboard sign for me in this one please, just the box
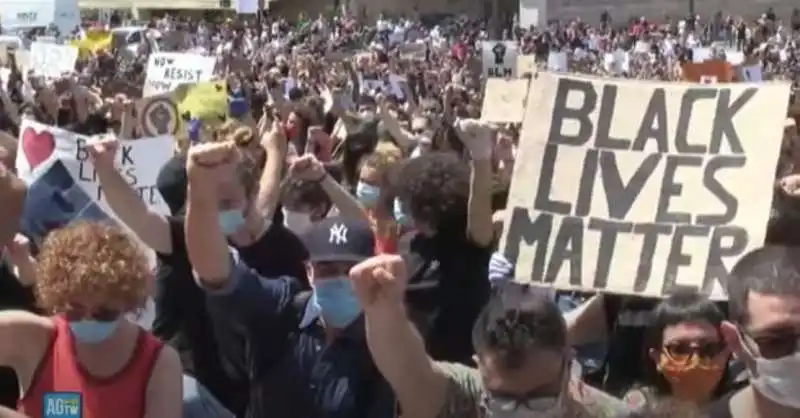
[500,73,790,299]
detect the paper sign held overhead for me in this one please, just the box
[144,52,216,97]
[500,72,790,300]
[482,41,518,79]
[15,120,173,223]
[29,42,79,79]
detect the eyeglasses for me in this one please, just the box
[482,392,560,413]
[663,340,726,359]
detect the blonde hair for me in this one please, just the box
[173,119,256,155]
[215,120,250,143]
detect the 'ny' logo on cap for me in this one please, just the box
[329,223,348,245]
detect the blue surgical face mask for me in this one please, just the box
[393,198,410,226]
[69,319,121,344]
[312,276,362,328]
[218,210,245,235]
[356,182,381,207]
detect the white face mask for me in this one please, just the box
[751,350,800,409]
[283,209,313,235]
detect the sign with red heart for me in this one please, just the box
[21,127,55,170]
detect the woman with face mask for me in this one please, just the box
[632,291,737,410]
[355,142,404,253]
[7,222,184,418]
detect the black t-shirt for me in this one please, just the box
[155,154,189,216]
[153,216,309,416]
[0,261,37,408]
[702,388,738,418]
[600,296,657,395]
[402,231,491,365]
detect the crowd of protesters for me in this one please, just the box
[0,6,797,418]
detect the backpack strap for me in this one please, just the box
[292,290,313,316]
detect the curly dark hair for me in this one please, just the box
[393,152,470,232]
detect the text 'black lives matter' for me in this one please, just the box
[505,77,756,296]
[74,139,160,205]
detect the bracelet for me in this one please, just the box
[313,172,328,183]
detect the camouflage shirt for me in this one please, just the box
[434,362,634,418]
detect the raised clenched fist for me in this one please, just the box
[348,254,408,310]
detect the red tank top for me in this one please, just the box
[18,316,163,418]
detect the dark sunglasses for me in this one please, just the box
[64,307,121,322]
[746,332,800,360]
[664,340,726,359]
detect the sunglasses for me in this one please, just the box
[64,307,121,322]
[746,332,800,360]
[663,340,726,359]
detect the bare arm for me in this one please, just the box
[366,303,448,418]
[143,345,183,418]
[0,311,52,368]
[254,120,287,221]
[0,90,20,126]
[466,158,495,248]
[0,406,31,418]
[185,145,234,285]
[118,104,136,139]
[564,294,609,346]
[378,105,417,149]
[319,175,369,221]
[95,162,172,254]
[0,164,25,248]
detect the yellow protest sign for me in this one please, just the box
[70,29,112,58]
[175,81,228,126]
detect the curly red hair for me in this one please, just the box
[35,222,150,315]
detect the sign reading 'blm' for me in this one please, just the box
[500,73,789,299]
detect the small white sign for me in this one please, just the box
[482,41,518,78]
[29,42,78,79]
[143,52,216,97]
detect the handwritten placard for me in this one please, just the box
[143,52,215,97]
[502,72,790,300]
[29,42,79,79]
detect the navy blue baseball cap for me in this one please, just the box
[302,216,375,263]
